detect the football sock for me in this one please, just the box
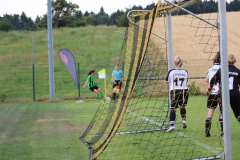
[170,109,176,126]
[180,107,186,121]
[205,118,212,136]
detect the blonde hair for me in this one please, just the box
[228,54,237,65]
[174,56,183,67]
[115,63,120,69]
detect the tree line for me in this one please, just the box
[1,0,240,31]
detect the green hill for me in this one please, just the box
[0,26,125,101]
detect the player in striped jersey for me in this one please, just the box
[83,70,103,98]
[210,54,240,122]
[166,56,189,132]
[205,53,223,137]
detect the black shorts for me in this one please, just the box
[89,86,99,92]
[207,94,222,110]
[170,89,189,109]
[113,80,122,89]
[230,91,240,119]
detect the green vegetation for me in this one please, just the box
[0,27,125,101]
[2,0,240,31]
[0,97,239,160]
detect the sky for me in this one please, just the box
[0,0,156,20]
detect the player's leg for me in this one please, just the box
[113,81,122,100]
[94,87,103,99]
[230,93,240,122]
[112,81,119,100]
[218,95,224,136]
[205,95,217,137]
[179,90,188,129]
[167,90,177,132]
[118,81,122,92]
[115,81,121,97]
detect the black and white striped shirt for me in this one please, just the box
[166,69,189,91]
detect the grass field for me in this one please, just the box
[0,11,240,160]
[0,96,239,160]
[0,100,98,160]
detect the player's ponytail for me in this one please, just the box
[174,56,183,68]
[228,54,237,65]
[213,52,220,64]
[88,70,95,75]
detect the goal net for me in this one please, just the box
[80,1,226,159]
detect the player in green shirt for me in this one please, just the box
[83,70,103,98]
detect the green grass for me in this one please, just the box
[0,100,98,160]
[0,96,239,160]
[0,27,125,101]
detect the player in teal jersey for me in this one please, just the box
[112,64,123,100]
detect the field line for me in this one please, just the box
[141,115,221,154]
[122,112,222,155]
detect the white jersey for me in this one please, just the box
[207,64,220,95]
[166,69,189,91]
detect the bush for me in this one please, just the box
[189,82,203,96]
[0,20,12,31]
[0,94,7,102]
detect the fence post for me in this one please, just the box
[32,64,36,101]
[77,62,80,98]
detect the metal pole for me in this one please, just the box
[47,0,55,100]
[32,64,36,101]
[77,62,80,98]
[32,34,36,101]
[166,13,174,70]
[218,0,232,159]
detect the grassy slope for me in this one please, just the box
[0,27,125,101]
[0,97,239,160]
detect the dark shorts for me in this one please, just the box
[207,94,222,109]
[113,80,122,89]
[89,86,99,92]
[230,91,240,119]
[170,89,189,109]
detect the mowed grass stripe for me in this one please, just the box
[0,101,98,160]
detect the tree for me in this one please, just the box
[53,0,79,27]
[0,20,12,31]
[20,12,35,30]
[110,10,128,27]
[35,15,47,29]
[92,7,110,25]
[227,0,240,11]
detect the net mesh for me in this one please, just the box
[80,1,225,159]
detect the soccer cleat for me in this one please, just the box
[220,132,224,137]
[166,126,176,132]
[182,120,187,129]
[205,130,211,137]
[237,116,240,122]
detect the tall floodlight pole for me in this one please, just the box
[218,0,232,159]
[47,0,55,100]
